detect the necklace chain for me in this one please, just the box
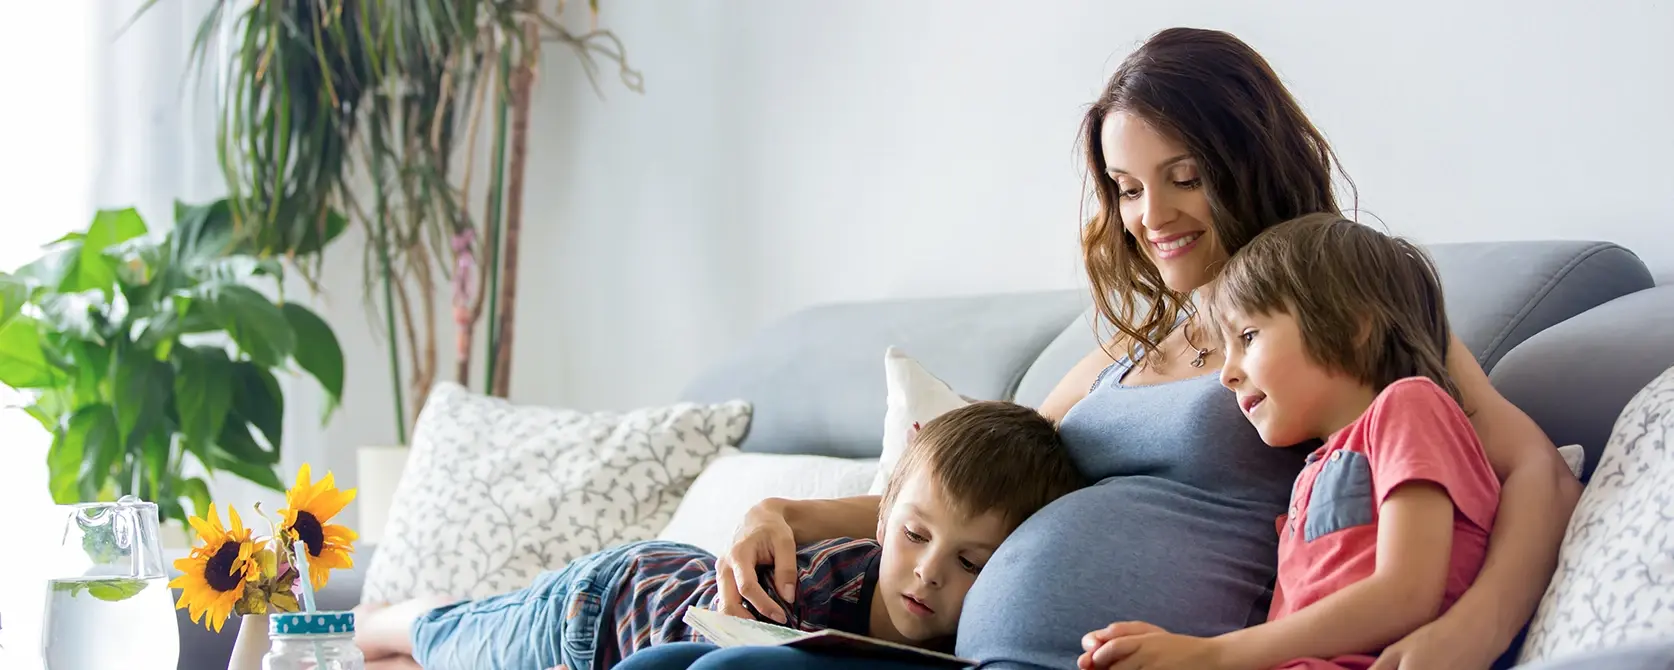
[1184,318,1214,369]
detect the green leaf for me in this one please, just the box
[178,476,212,521]
[174,346,234,457]
[290,208,350,256]
[112,348,171,453]
[171,199,239,265]
[0,316,58,388]
[85,208,149,254]
[0,272,28,326]
[52,577,149,603]
[47,426,82,503]
[133,311,182,355]
[104,235,170,289]
[281,303,343,416]
[52,404,118,503]
[67,209,147,297]
[232,361,283,449]
[63,341,109,408]
[15,243,80,291]
[209,448,285,492]
[191,283,295,366]
[37,290,110,344]
[140,426,171,495]
[216,421,279,465]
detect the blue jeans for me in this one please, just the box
[614,643,967,670]
[410,543,648,670]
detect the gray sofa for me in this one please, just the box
[176,239,1674,669]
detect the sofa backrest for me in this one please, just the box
[683,240,1655,459]
[1490,283,1674,481]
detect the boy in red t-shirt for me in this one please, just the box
[1078,213,1501,670]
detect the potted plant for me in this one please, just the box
[162,0,644,443]
[138,0,644,541]
[0,203,345,530]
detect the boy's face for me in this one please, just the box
[872,472,1009,644]
[1217,307,1373,446]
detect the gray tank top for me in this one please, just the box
[957,347,1311,669]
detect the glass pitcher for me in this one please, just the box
[40,496,180,670]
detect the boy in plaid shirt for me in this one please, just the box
[359,401,1084,670]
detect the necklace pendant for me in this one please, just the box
[1190,348,1209,368]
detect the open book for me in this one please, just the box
[681,606,975,668]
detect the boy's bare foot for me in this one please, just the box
[354,597,459,661]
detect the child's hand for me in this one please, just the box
[1077,622,1225,670]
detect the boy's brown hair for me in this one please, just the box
[1204,213,1464,407]
[880,401,1086,532]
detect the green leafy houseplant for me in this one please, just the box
[0,203,345,527]
[140,0,642,444]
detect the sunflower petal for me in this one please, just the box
[228,506,245,535]
[188,505,223,542]
[287,464,315,508]
[308,488,357,524]
[322,524,358,545]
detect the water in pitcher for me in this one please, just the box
[42,576,179,670]
[38,497,179,670]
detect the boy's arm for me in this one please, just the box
[1212,482,1456,670]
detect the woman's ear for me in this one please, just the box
[905,421,921,445]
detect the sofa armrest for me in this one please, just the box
[174,545,375,670]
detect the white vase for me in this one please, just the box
[228,614,270,670]
[356,445,410,544]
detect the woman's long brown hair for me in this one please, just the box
[1079,27,1356,365]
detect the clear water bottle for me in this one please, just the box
[264,612,364,670]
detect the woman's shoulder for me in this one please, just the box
[1038,339,1126,422]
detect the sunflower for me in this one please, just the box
[279,463,358,591]
[169,505,260,632]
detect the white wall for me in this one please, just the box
[305,0,1674,492]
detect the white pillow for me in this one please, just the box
[1555,443,1585,479]
[362,382,750,602]
[868,347,971,495]
[1518,366,1674,664]
[655,448,879,557]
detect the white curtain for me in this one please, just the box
[0,1,228,663]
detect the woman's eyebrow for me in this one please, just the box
[1107,153,1194,177]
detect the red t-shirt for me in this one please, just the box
[1268,377,1501,670]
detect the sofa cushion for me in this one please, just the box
[654,449,877,557]
[1491,285,1674,480]
[1013,241,1653,409]
[1516,364,1674,664]
[361,382,749,603]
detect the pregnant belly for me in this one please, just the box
[956,477,1284,669]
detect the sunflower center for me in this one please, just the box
[293,511,325,557]
[204,542,245,592]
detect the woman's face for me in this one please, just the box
[1099,111,1228,293]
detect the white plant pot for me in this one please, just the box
[355,446,410,545]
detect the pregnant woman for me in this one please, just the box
[619,27,1578,670]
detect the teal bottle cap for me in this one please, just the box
[270,611,355,636]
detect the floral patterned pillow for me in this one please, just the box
[1518,365,1674,664]
[361,382,750,602]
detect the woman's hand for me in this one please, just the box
[713,498,800,623]
[1369,615,1499,670]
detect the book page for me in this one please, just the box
[682,607,813,647]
